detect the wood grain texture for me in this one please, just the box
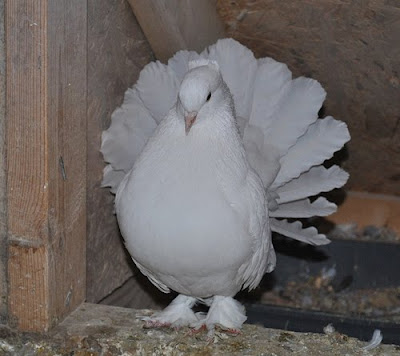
[217,0,400,195]
[8,245,49,330]
[6,0,87,331]
[128,0,225,62]
[86,0,156,304]
[6,0,48,242]
[0,0,7,325]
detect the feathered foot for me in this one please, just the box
[192,296,247,338]
[142,294,199,329]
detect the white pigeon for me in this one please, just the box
[101,38,350,335]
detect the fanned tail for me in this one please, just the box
[101,38,350,246]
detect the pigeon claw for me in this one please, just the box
[186,324,207,336]
[224,327,241,335]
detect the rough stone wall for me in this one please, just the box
[217,0,400,195]
[86,0,154,303]
[0,0,7,324]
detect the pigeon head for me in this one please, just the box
[178,60,233,134]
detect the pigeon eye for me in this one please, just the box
[206,92,211,101]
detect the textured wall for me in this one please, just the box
[0,0,7,324]
[217,0,400,195]
[86,0,154,303]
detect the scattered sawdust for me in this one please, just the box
[1,303,400,355]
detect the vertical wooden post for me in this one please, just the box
[5,0,87,331]
[0,0,7,325]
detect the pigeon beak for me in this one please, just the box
[185,112,197,135]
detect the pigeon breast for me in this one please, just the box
[116,97,260,297]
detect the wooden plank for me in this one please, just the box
[0,0,7,325]
[5,0,87,331]
[86,0,155,304]
[128,0,225,62]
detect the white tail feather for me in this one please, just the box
[270,197,337,218]
[272,117,350,188]
[276,165,349,204]
[136,61,179,122]
[207,38,258,120]
[168,50,203,82]
[263,77,326,156]
[101,88,157,172]
[247,58,292,136]
[242,58,292,186]
[271,218,330,245]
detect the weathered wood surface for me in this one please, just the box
[217,0,400,196]
[5,0,87,331]
[128,0,225,62]
[1,303,399,355]
[86,0,155,304]
[0,0,7,325]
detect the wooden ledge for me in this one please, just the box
[328,191,400,235]
[1,303,399,355]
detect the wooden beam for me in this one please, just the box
[5,0,87,331]
[128,0,225,62]
[0,0,7,325]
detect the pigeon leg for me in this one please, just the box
[202,296,247,336]
[142,294,199,328]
